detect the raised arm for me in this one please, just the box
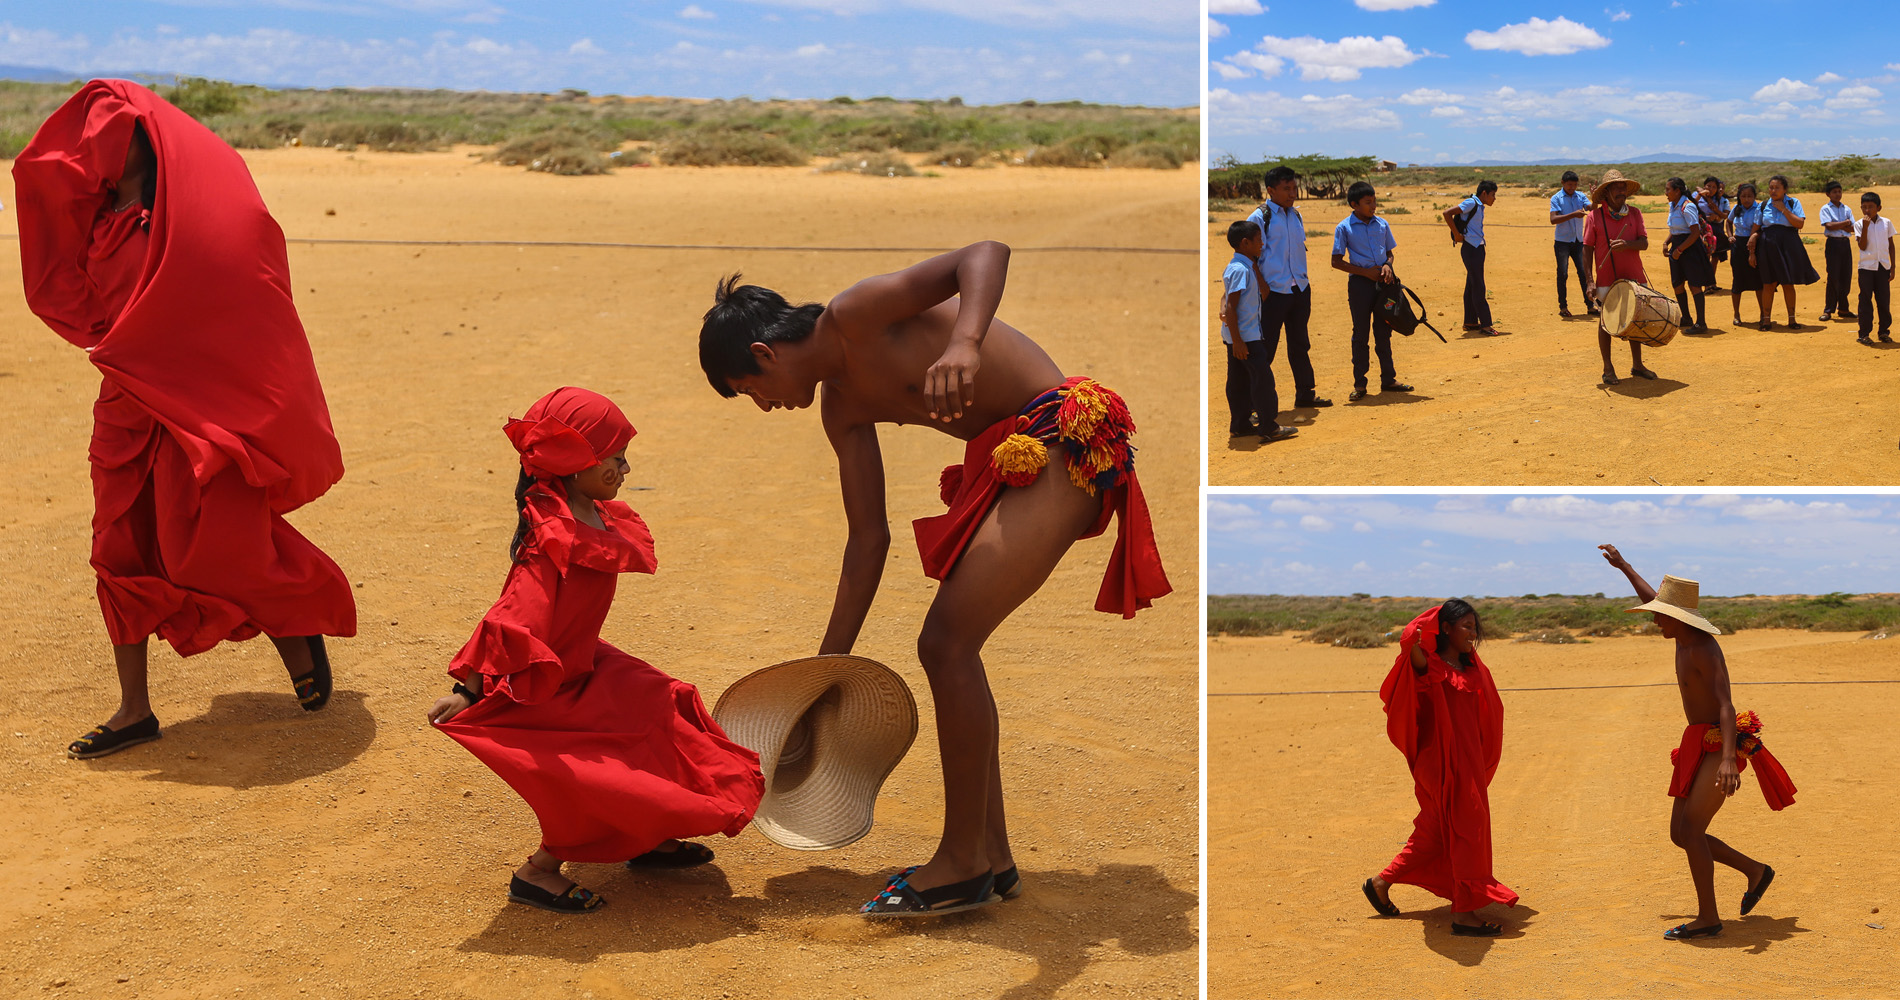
[1598,542,1657,603]
[825,240,1010,423]
[817,391,890,655]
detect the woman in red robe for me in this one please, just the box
[1362,600,1519,935]
[427,387,764,913]
[14,81,356,759]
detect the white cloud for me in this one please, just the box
[1355,0,1434,9]
[1353,521,1373,533]
[1209,0,1266,12]
[1208,16,1229,38]
[794,42,833,57]
[1429,105,1465,118]
[1398,87,1464,104]
[1753,77,1823,102]
[1828,85,1882,110]
[1224,51,1286,78]
[1284,561,1316,573]
[1253,34,1426,81]
[1213,60,1249,79]
[1465,17,1610,56]
[568,38,603,56]
[1607,7,1630,20]
[679,3,716,18]
[1352,560,1372,571]
[1300,515,1334,532]
[1420,539,1437,548]
[1207,499,1268,534]
[1597,118,1629,129]
[1815,71,1845,85]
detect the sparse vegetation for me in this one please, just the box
[485,127,620,175]
[820,151,916,177]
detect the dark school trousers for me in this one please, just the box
[1554,240,1591,310]
[1261,285,1318,400]
[1347,274,1397,388]
[1223,342,1279,435]
[1460,241,1493,327]
[1859,266,1892,335]
[1825,237,1855,314]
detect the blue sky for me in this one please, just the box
[1210,0,1899,164]
[1208,494,1900,597]
[0,0,1195,106]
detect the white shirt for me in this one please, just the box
[1856,216,1895,270]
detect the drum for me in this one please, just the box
[1602,279,1680,347]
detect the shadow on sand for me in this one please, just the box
[84,688,377,788]
[1657,912,1810,954]
[1390,902,1541,967]
[1601,377,1688,399]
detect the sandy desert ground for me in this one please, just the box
[1207,185,1900,485]
[0,150,1199,998]
[1207,629,1899,997]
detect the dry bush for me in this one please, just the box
[1514,629,1580,644]
[487,128,616,175]
[1305,620,1391,649]
[660,131,806,167]
[932,144,995,168]
[820,151,916,177]
[1027,133,1123,168]
[1107,141,1185,169]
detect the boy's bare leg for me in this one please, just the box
[1668,751,1763,929]
[270,634,315,678]
[105,639,153,729]
[907,452,1103,893]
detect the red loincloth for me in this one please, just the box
[14,80,353,653]
[912,377,1170,618]
[436,485,764,863]
[1377,606,1519,911]
[1668,722,1797,811]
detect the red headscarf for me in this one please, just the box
[1379,604,1504,781]
[504,387,635,479]
[13,79,344,513]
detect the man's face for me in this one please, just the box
[1652,612,1682,639]
[1606,186,1629,211]
[729,345,819,412]
[1268,178,1299,207]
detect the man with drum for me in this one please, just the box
[1583,170,1660,384]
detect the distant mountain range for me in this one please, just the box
[0,63,169,84]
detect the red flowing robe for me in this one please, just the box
[1378,607,1519,911]
[436,485,764,863]
[13,80,354,654]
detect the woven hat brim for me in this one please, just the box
[1592,177,1643,203]
[712,655,917,851]
[1626,600,1721,635]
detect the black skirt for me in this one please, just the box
[1757,225,1820,286]
[1730,244,1763,292]
[1667,235,1715,288]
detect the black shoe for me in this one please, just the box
[67,715,162,759]
[1819,311,1833,322]
[627,841,715,869]
[861,869,998,918]
[1296,395,1333,408]
[1740,864,1775,915]
[994,865,1022,900]
[507,875,604,913]
[1451,920,1503,937]
[1839,310,1857,320]
[1860,335,1877,345]
[1348,387,1368,401]
[1881,333,1894,343]
[1361,878,1399,917]
[1262,426,1299,443]
[1663,921,1722,940]
[1381,381,1413,393]
[293,636,333,712]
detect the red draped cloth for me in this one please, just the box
[1377,606,1519,911]
[1668,722,1797,811]
[913,377,1170,618]
[436,485,764,863]
[13,80,353,654]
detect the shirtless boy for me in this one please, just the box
[699,241,1170,917]
[1599,544,1796,941]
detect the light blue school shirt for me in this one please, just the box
[1249,201,1309,294]
[1220,252,1262,345]
[1456,195,1486,246]
[1331,212,1397,268]
[1820,199,1854,238]
[1761,195,1805,228]
[1549,189,1590,242]
[1666,195,1701,235]
[1730,202,1762,242]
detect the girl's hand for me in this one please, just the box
[428,692,472,724]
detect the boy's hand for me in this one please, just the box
[428,692,472,724]
[925,341,981,421]
[1231,339,1250,361]
[1598,542,1627,568]
[1717,756,1741,796]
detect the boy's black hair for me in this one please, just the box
[1665,176,1686,195]
[1435,598,1484,660]
[1346,180,1377,205]
[1560,170,1580,183]
[1826,180,1844,195]
[698,273,826,397]
[1475,179,1498,196]
[1864,191,1883,208]
[1737,182,1757,196]
[1226,219,1261,249]
[1262,165,1300,188]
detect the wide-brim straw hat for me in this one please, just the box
[1592,169,1644,205]
[1626,574,1721,634]
[712,655,917,851]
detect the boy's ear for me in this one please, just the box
[748,342,775,364]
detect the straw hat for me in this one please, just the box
[1626,575,1721,634]
[712,655,918,851]
[1591,169,1644,205]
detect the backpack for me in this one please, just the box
[1453,199,1480,234]
[1372,279,1448,343]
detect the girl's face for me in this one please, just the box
[1769,179,1787,199]
[567,448,629,501]
[1444,612,1479,653]
[1739,191,1756,206]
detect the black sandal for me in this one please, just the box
[995,865,1022,900]
[67,715,162,759]
[1362,878,1399,917]
[861,870,998,918]
[1450,920,1502,936]
[1740,864,1775,915]
[627,841,715,869]
[1663,921,1722,940]
[292,636,332,712]
[507,874,604,913]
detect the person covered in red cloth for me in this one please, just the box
[13,80,356,759]
[1363,600,1519,936]
[697,242,1171,917]
[1599,545,1793,941]
[428,387,763,913]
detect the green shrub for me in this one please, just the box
[1108,141,1185,169]
[161,77,248,119]
[487,128,617,174]
[660,130,806,166]
[819,151,916,177]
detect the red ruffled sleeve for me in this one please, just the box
[448,555,568,705]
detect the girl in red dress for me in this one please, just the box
[427,387,764,912]
[1362,600,1519,935]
